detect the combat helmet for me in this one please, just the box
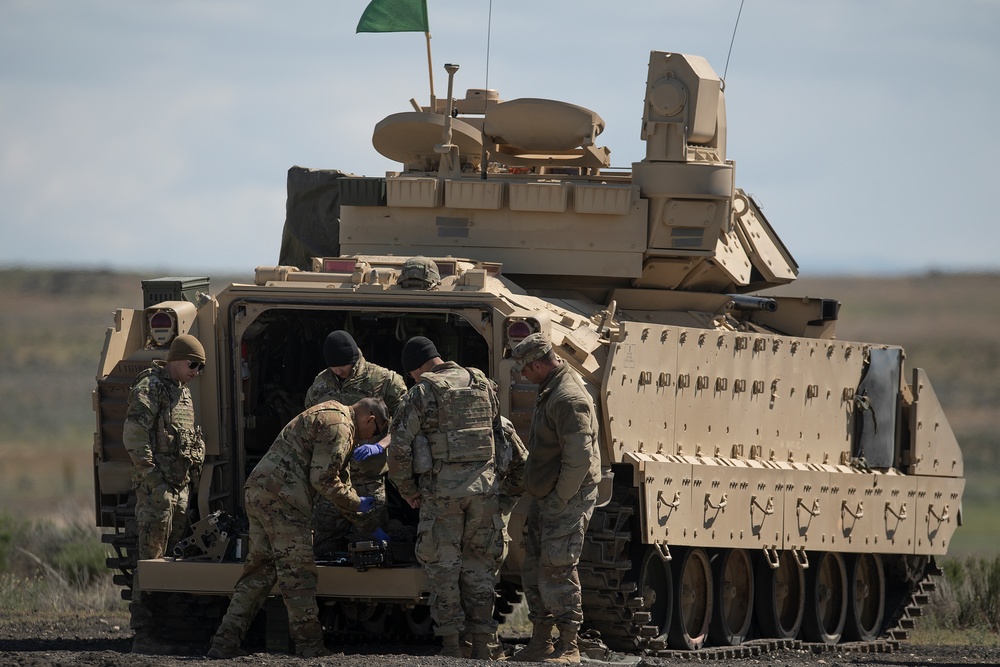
[397,256,441,289]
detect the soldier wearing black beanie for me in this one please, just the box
[324,330,360,368]
[401,336,441,375]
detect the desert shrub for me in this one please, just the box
[924,555,1000,632]
[0,506,124,612]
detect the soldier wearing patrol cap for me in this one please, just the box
[510,333,601,664]
[123,333,208,654]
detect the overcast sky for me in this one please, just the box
[2,0,998,277]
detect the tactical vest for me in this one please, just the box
[135,366,201,487]
[419,367,495,464]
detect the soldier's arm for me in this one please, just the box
[310,414,362,512]
[387,390,423,500]
[499,422,529,513]
[552,396,597,502]
[382,371,408,418]
[303,380,321,409]
[122,381,157,475]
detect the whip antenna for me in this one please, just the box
[481,0,493,178]
[723,0,746,84]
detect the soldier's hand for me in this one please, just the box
[357,496,376,513]
[405,493,421,510]
[353,443,384,461]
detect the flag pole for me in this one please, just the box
[425,31,435,111]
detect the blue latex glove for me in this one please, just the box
[353,443,384,461]
[357,496,376,513]
[371,527,390,542]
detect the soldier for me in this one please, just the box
[510,333,601,665]
[387,336,505,659]
[122,333,207,654]
[207,397,388,659]
[305,330,406,556]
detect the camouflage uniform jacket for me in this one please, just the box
[304,353,406,477]
[123,361,204,489]
[388,361,500,500]
[247,401,361,516]
[304,353,406,413]
[525,362,601,501]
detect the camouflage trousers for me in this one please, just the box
[212,490,325,654]
[522,483,599,629]
[129,476,189,631]
[415,492,505,637]
[313,470,386,558]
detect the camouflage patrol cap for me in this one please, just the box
[166,334,206,364]
[512,333,552,371]
[397,256,441,289]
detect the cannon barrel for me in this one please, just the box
[727,294,778,312]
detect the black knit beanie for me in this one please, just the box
[401,336,440,373]
[323,330,360,367]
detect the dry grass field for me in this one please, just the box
[1,268,997,554]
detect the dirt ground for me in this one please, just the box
[1,612,999,667]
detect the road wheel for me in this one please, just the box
[709,548,753,646]
[844,552,885,641]
[668,547,711,650]
[802,551,847,645]
[754,550,804,639]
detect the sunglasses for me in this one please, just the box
[187,361,206,372]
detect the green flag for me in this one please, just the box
[356,0,429,33]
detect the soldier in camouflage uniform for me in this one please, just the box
[305,330,406,556]
[387,336,505,659]
[207,397,388,660]
[122,333,207,654]
[511,333,601,665]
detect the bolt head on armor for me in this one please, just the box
[512,332,552,371]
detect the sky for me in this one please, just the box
[2,0,998,277]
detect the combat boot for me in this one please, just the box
[460,628,473,658]
[439,632,463,658]
[471,632,495,660]
[206,636,249,659]
[131,628,176,655]
[544,626,580,664]
[511,621,554,662]
[296,642,334,658]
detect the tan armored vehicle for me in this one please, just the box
[93,50,964,654]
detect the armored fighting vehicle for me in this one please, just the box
[93,50,964,654]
